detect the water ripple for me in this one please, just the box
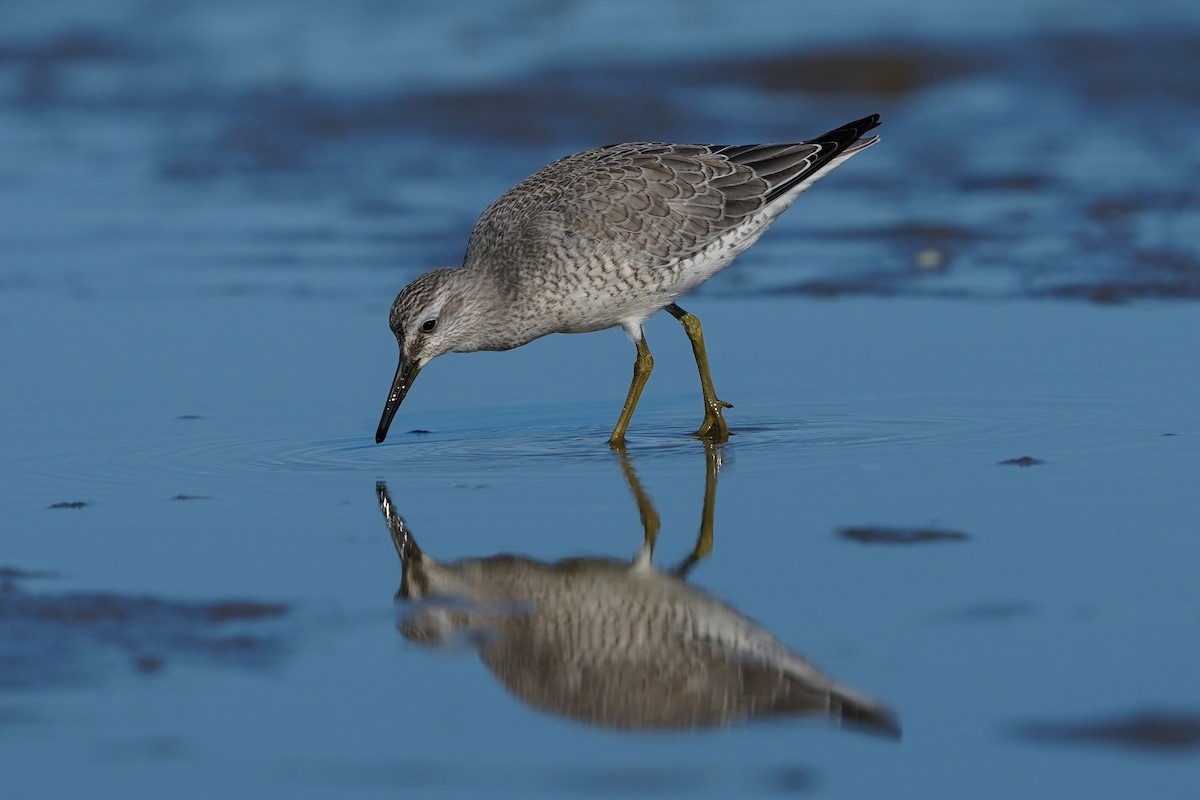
[6,390,1159,493]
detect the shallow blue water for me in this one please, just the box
[3,1,1200,797]
[5,293,1198,796]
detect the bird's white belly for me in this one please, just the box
[667,213,775,294]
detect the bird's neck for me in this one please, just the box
[452,268,531,352]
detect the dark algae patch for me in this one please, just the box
[837,526,969,545]
[999,456,1045,467]
[203,601,288,623]
[934,601,1035,623]
[0,569,289,697]
[1014,711,1200,753]
[0,567,56,581]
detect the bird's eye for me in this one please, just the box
[420,318,438,334]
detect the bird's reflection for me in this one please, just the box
[377,445,899,737]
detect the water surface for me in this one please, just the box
[3,1,1200,797]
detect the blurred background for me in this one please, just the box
[5,0,1198,302]
[2,1,1199,797]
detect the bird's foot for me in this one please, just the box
[693,399,733,442]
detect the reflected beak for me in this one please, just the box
[375,356,422,443]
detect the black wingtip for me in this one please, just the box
[828,688,902,740]
[844,703,903,740]
[756,113,881,204]
[812,114,882,146]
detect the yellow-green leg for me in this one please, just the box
[672,442,722,578]
[666,303,732,442]
[608,335,654,446]
[612,443,661,565]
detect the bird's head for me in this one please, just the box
[375,268,479,443]
[379,268,501,443]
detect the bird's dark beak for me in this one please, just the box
[376,356,421,443]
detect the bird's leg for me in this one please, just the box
[608,335,654,446]
[672,442,723,578]
[665,304,732,442]
[612,443,661,567]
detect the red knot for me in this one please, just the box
[376,115,881,445]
